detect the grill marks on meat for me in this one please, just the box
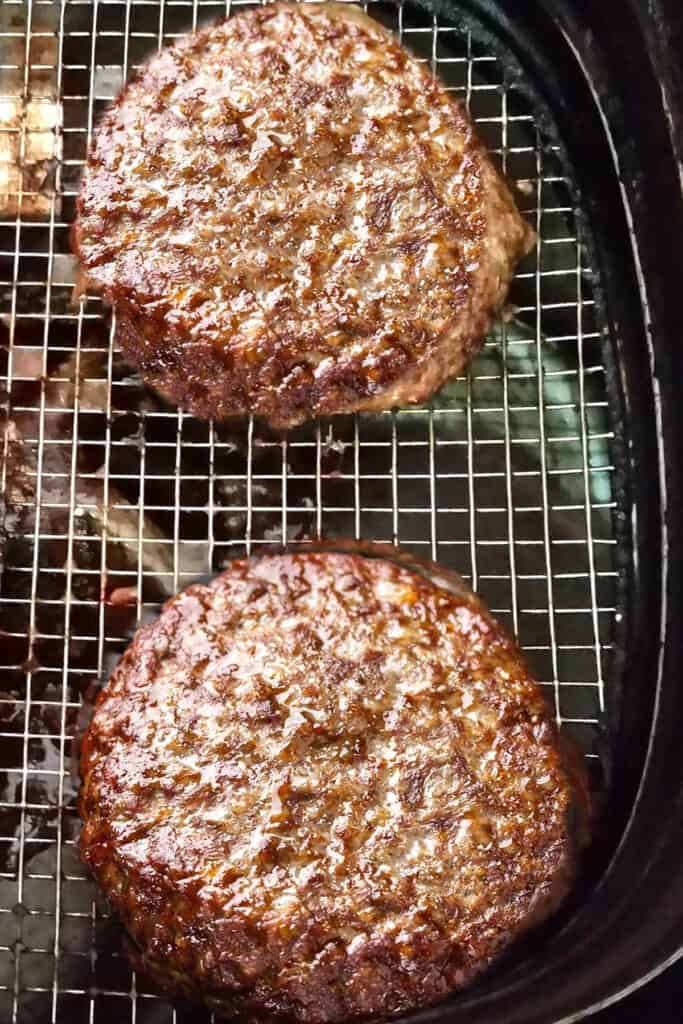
[79,552,583,1022]
[73,3,534,427]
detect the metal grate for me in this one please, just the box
[0,1,619,1021]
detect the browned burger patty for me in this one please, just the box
[80,551,586,1022]
[73,2,534,428]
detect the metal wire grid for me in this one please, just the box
[0,1,618,1021]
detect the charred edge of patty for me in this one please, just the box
[79,773,588,1023]
[104,196,532,429]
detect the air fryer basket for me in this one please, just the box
[0,1,681,1022]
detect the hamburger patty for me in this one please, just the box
[73,2,534,428]
[80,551,586,1022]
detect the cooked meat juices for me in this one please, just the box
[80,552,586,1022]
[73,2,534,427]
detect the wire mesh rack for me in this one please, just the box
[0,0,619,1021]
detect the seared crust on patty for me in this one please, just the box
[73,2,534,428]
[80,552,585,1022]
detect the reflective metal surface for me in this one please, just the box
[0,2,618,1021]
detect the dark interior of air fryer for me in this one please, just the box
[0,0,644,1021]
